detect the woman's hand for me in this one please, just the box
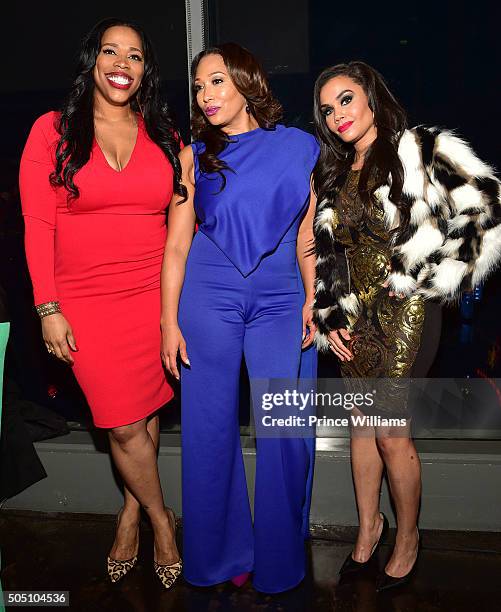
[301,302,317,349]
[382,263,405,298]
[161,322,190,380]
[382,277,405,299]
[327,328,353,361]
[42,313,77,365]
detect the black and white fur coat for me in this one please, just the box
[312,125,501,353]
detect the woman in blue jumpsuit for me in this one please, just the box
[161,43,319,593]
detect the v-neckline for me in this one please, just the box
[94,115,142,174]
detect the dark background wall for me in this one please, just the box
[2,4,190,157]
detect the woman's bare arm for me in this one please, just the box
[160,145,197,378]
[297,178,318,348]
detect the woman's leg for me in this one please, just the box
[179,311,253,585]
[244,286,308,593]
[109,414,161,560]
[108,415,179,564]
[175,233,255,586]
[349,419,385,562]
[371,301,440,576]
[376,429,420,577]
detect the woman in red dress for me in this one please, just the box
[19,18,183,588]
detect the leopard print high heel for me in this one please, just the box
[107,507,139,583]
[153,507,182,589]
[107,554,138,583]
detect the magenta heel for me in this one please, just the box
[230,572,250,587]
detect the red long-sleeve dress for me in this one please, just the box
[19,111,175,428]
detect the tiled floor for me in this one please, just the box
[1,511,501,611]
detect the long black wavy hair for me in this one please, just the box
[312,61,408,228]
[190,42,283,190]
[50,17,186,202]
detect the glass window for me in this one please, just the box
[205,0,499,162]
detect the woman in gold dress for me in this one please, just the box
[312,61,501,591]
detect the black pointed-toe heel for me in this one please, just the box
[376,528,420,592]
[339,512,389,575]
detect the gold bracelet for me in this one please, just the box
[35,301,61,318]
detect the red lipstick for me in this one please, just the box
[105,71,133,90]
[338,121,353,134]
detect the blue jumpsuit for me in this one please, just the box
[178,125,319,593]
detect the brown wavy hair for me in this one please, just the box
[190,42,283,190]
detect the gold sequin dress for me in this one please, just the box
[333,170,440,416]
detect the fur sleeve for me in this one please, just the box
[311,195,350,353]
[419,128,501,300]
[384,128,448,297]
[387,127,501,302]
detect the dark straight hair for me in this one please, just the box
[50,17,186,202]
[312,61,408,227]
[190,42,283,190]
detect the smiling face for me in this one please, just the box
[93,25,144,108]
[193,53,249,130]
[319,75,377,149]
